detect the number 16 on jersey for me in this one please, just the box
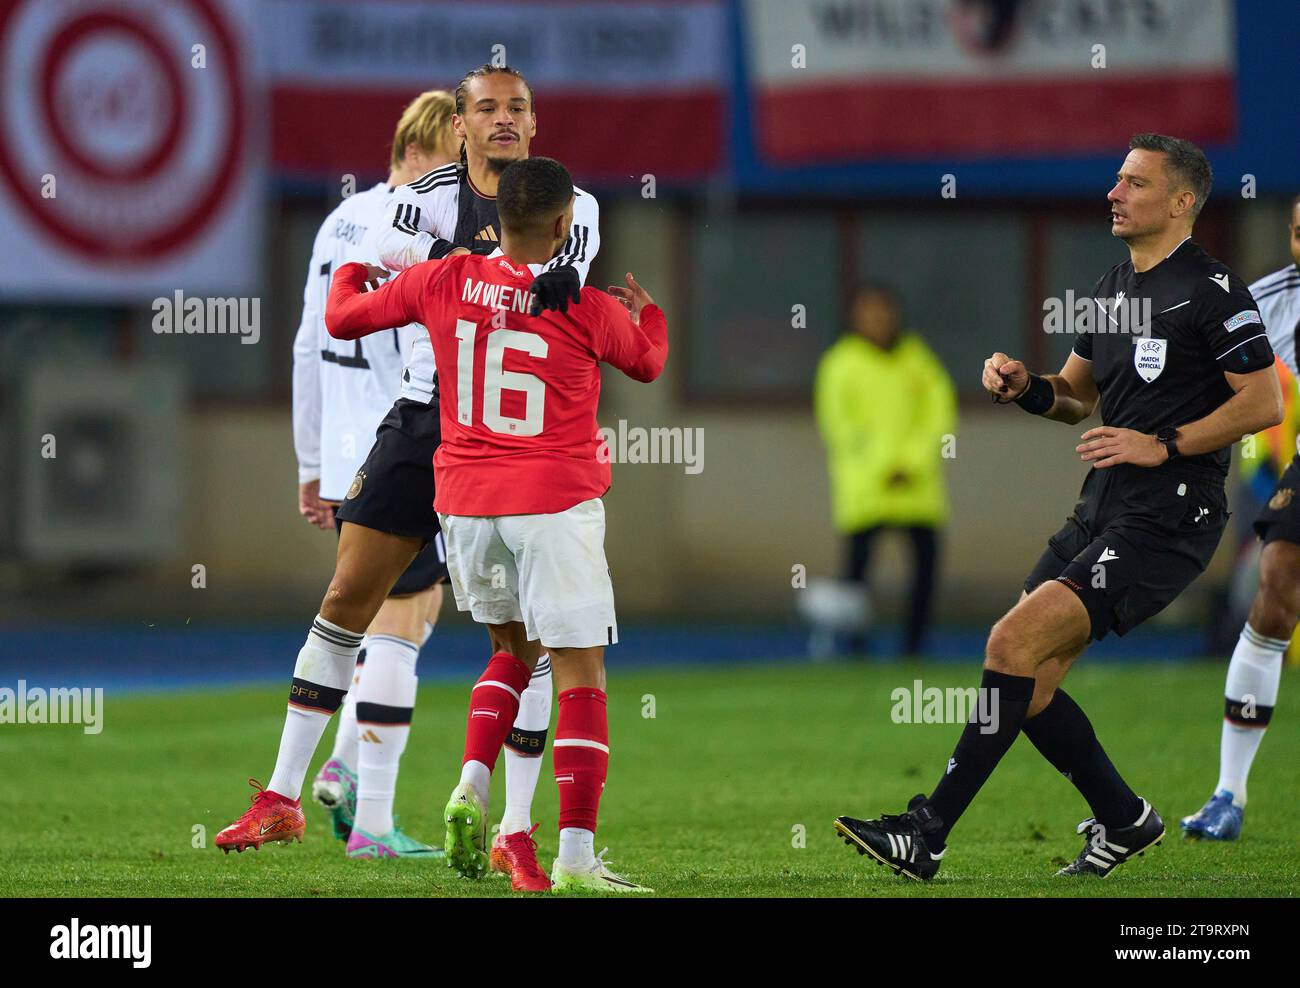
[452,317,548,437]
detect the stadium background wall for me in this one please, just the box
[1,0,1297,637]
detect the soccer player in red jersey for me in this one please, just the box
[326,157,667,892]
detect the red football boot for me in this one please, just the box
[215,779,306,853]
[493,825,551,892]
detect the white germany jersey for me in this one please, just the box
[373,162,601,405]
[292,182,424,501]
[1250,263,1300,378]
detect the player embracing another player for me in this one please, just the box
[327,156,667,893]
[217,91,457,863]
[835,134,1283,880]
[368,62,603,888]
[215,66,590,890]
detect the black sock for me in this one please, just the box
[927,669,1036,848]
[1021,689,1142,828]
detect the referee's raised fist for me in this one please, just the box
[983,352,1028,400]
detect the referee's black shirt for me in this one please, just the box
[1073,238,1275,478]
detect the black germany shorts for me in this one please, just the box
[1023,464,1228,640]
[1253,452,1300,547]
[334,397,447,595]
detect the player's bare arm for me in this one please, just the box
[983,350,1098,424]
[1078,363,1284,469]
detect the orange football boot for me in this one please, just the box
[490,833,510,875]
[491,825,551,892]
[215,778,306,853]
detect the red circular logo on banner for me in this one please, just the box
[0,0,246,262]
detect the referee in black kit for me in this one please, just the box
[834,134,1284,881]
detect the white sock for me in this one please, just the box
[501,653,552,834]
[328,636,368,773]
[1216,623,1286,807]
[558,827,595,868]
[353,634,420,836]
[459,760,491,811]
[267,615,363,800]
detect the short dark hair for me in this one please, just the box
[1129,133,1213,219]
[850,281,901,310]
[497,157,573,235]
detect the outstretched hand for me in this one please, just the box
[607,272,655,325]
[360,264,390,292]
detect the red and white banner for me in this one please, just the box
[264,0,726,182]
[745,0,1236,164]
[0,0,262,300]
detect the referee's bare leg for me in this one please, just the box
[1008,585,1149,833]
[985,582,1092,683]
[923,582,1094,850]
[998,587,1089,716]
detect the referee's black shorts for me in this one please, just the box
[1023,464,1228,640]
[1253,452,1300,548]
[334,397,447,595]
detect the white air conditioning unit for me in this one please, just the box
[9,362,185,564]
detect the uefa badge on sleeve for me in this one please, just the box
[1134,338,1167,383]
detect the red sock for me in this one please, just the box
[554,687,609,833]
[463,653,531,772]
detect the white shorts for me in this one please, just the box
[438,498,618,649]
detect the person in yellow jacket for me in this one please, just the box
[814,283,957,655]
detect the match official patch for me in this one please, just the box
[1133,337,1167,383]
[1222,310,1262,333]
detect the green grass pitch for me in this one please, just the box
[2,660,1296,897]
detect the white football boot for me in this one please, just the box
[550,848,654,894]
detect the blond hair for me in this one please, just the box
[390,90,456,169]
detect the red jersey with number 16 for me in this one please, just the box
[326,252,668,516]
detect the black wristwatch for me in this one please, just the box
[1156,427,1182,461]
